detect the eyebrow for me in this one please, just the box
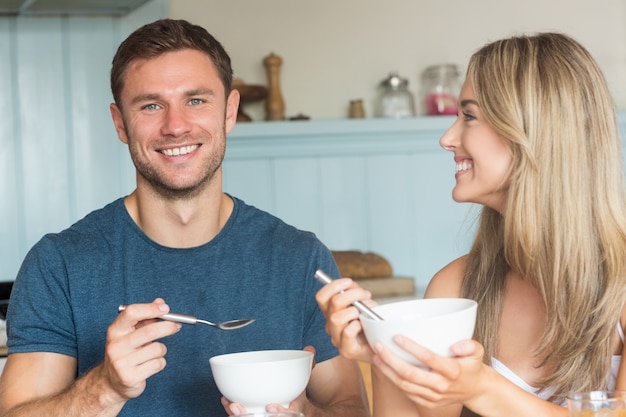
[130,93,160,106]
[130,88,217,106]
[186,88,216,97]
[460,99,480,107]
[460,99,480,108]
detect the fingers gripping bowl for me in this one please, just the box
[209,350,314,413]
[360,298,478,366]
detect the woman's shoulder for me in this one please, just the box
[423,255,468,298]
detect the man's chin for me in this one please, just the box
[148,180,209,200]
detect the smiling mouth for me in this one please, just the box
[159,145,199,156]
[456,160,473,174]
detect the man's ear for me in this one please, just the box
[110,103,129,144]
[225,89,240,134]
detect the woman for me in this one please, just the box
[316,32,626,417]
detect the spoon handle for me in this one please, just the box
[314,269,384,321]
[118,304,199,325]
[160,312,198,325]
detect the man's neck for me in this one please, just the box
[124,184,234,248]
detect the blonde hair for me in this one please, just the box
[461,32,626,398]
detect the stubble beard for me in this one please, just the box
[127,129,227,202]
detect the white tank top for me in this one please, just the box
[491,323,624,404]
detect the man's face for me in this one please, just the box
[110,49,239,199]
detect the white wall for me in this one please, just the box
[170,0,626,121]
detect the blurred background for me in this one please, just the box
[1,0,625,295]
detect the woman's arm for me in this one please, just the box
[369,256,569,417]
[371,363,463,417]
[613,304,626,390]
[370,317,568,417]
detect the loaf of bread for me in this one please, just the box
[331,250,393,279]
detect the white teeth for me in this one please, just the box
[455,160,473,173]
[161,145,199,156]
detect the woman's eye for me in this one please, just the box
[462,111,476,121]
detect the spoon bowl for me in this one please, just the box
[194,317,255,330]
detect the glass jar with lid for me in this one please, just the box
[420,64,461,116]
[376,72,416,118]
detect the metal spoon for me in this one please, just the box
[314,269,384,321]
[118,305,255,330]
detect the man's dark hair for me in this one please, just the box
[110,19,233,107]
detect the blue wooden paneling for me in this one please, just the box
[223,159,275,213]
[409,150,478,283]
[273,158,322,234]
[319,156,370,247]
[365,153,418,280]
[0,19,22,277]
[16,18,72,249]
[66,18,135,219]
[0,5,166,281]
[223,117,478,294]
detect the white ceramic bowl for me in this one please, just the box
[360,298,477,366]
[209,350,313,413]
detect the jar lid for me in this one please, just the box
[380,72,408,89]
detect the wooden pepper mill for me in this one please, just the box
[263,53,286,121]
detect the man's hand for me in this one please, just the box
[100,298,182,402]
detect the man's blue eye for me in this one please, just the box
[189,98,202,105]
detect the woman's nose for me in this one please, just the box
[439,120,460,151]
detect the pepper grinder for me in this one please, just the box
[263,53,286,121]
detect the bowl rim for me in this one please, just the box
[360,297,477,322]
[209,349,314,366]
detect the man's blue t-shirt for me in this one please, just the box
[8,196,339,416]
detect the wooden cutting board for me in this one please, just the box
[357,276,415,298]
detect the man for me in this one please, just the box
[0,19,369,417]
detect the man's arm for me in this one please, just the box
[0,300,181,417]
[0,352,127,417]
[304,355,371,417]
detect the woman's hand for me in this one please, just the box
[372,336,487,410]
[315,277,376,363]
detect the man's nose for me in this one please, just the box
[161,106,192,137]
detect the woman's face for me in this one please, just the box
[439,77,512,212]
